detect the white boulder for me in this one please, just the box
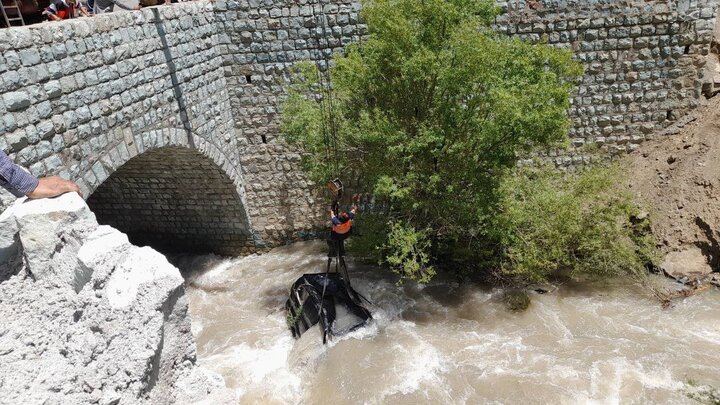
[106,246,184,309]
[0,192,214,404]
[13,193,97,289]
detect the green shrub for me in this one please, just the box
[345,212,390,263]
[382,221,436,283]
[280,0,656,285]
[493,165,659,284]
[348,216,437,283]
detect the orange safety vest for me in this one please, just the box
[332,219,352,235]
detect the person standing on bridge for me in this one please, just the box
[0,150,81,199]
[42,0,77,21]
[92,0,133,15]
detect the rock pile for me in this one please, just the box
[0,193,221,404]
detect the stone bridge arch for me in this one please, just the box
[85,128,259,256]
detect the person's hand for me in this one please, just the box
[26,176,83,199]
[352,193,361,202]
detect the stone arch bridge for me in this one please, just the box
[86,128,254,255]
[0,0,717,255]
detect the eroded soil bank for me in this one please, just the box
[625,96,720,283]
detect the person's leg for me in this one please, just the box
[338,239,346,257]
[327,237,337,273]
[327,238,335,258]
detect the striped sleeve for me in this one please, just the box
[0,150,39,197]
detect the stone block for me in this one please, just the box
[19,48,41,66]
[7,129,29,152]
[77,225,131,290]
[4,50,20,71]
[13,193,97,289]
[0,198,21,264]
[3,91,30,112]
[105,246,183,309]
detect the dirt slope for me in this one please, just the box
[625,96,720,276]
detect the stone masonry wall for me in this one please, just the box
[0,4,260,254]
[0,5,241,191]
[497,0,719,167]
[0,0,718,254]
[211,0,718,242]
[213,0,366,243]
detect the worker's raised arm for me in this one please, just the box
[351,194,361,215]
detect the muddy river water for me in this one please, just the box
[178,241,720,404]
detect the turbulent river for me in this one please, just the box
[177,241,720,404]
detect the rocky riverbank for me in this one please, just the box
[0,193,221,404]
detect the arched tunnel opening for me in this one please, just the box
[87,147,256,256]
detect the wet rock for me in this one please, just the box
[661,247,713,282]
[707,273,720,287]
[528,284,558,295]
[503,289,531,312]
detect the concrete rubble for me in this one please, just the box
[0,193,223,404]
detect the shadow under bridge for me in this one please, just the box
[87,146,255,256]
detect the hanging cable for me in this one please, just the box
[314,0,341,180]
[315,66,332,167]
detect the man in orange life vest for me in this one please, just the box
[327,194,359,260]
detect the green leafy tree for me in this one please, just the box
[282,0,583,281]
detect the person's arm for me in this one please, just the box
[43,3,61,20]
[0,151,39,197]
[109,0,134,10]
[330,209,340,223]
[78,4,92,16]
[0,151,81,199]
[349,194,360,218]
[26,176,81,199]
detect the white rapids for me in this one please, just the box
[176,241,720,404]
